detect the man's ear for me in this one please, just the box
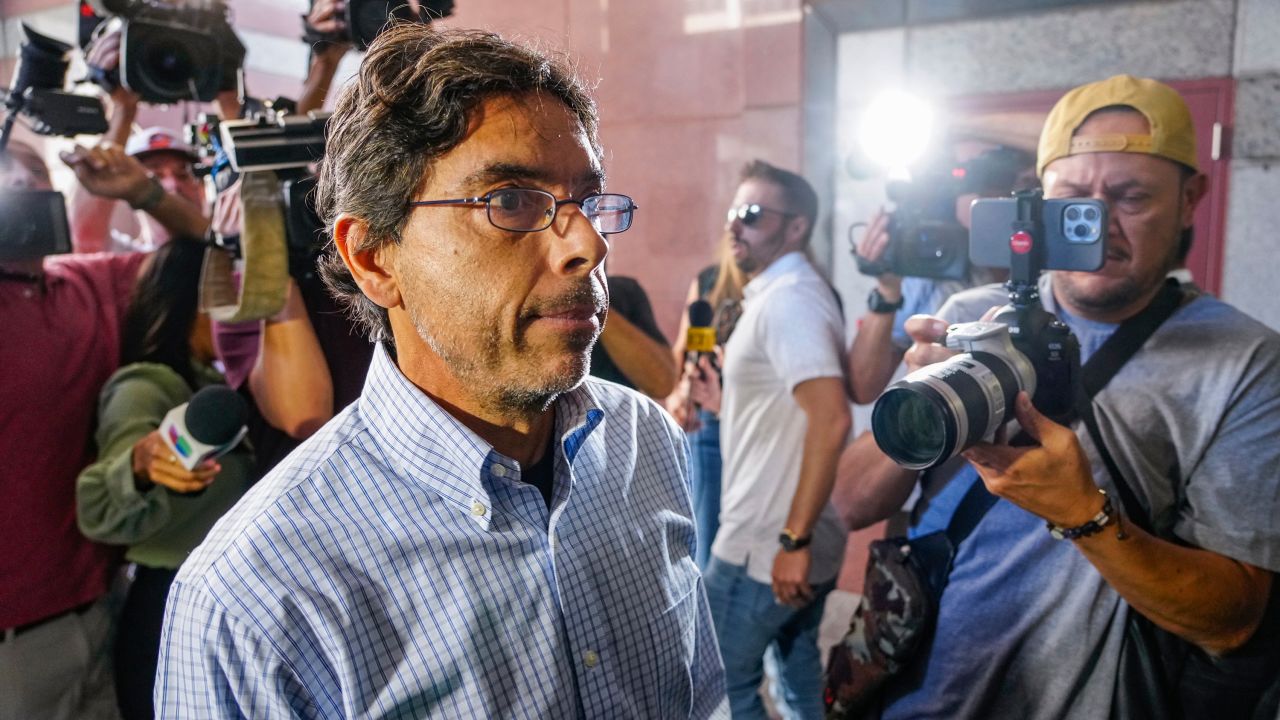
[785,214,811,248]
[333,214,401,310]
[1180,172,1209,229]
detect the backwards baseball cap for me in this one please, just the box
[124,126,200,162]
[1037,74,1198,177]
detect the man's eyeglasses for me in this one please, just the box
[408,188,638,234]
[726,203,794,228]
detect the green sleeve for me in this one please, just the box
[76,364,191,546]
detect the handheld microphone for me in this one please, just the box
[685,301,717,419]
[159,385,249,472]
[686,299,715,360]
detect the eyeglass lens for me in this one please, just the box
[488,189,634,234]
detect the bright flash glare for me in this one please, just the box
[858,91,934,174]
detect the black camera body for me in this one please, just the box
[85,0,245,104]
[191,108,330,276]
[3,24,109,146]
[304,0,455,51]
[856,176,970,280]
[870,190,1099,470]
[855,146,1034,280]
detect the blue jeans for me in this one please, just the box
[703,556,834,719]
[689,410,721,569]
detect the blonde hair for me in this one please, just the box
[706,230,745,308]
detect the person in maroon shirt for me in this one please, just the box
[0,141,144,719]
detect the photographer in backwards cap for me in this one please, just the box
[858,75,1280,719]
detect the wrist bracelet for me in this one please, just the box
[129,177,165,211]
[1047,489,1115,540]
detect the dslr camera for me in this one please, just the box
[304,0,455,51]
[870,190,1107,470]
[2,25,109,262]
[82,0,245,104]
[855,146,1032,280]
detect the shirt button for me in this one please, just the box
[583,650,599,668]
[491,464,507,478]
[470,501,487,517]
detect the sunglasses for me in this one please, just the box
[726,203,795,227]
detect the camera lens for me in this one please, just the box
[144,40,194,90]
[871,349,1029,470]
[1065,207,1081,221]
[1074,223,1091,238]
[872,389,949,468]
[1083,207,1099,221]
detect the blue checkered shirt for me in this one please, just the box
[155,344,727,719]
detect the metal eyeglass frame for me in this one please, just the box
[408,188,638,234]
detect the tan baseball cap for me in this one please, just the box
[1036,74,1198,177]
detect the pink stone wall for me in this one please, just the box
[4,0,807,337]
[441,0,807,337]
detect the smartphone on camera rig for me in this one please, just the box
[869,190,1107,470]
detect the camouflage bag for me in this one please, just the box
[824,480,997,719]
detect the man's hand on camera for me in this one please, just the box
[857,209,903,300]
[963,391,1103,530]
[60,143,154,205]
[902,314,957,373]
[85,27,139,123]
[306,0,353,60]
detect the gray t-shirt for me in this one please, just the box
[883,273,1280,719]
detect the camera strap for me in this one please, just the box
[1075,278,1185,530]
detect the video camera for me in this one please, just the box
[854,146,1033,280]
[188,104,329,278]
[82,0,245,104]
[303,0,455,51]
[1,25,109,262]
[2,24,109,148]
[869,190,1107,470]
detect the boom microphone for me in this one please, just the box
[159,385,249,471]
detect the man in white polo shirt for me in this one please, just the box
[704,159,852,718]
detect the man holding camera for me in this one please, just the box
[64,126,209,253]
[64,21,211,254]
[845,141,1035,406]
[838,142,1034,531]
[856,75,1280,718]
[155,24,726,718]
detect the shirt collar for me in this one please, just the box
[357,343,605,528]
[743,251,807,300]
